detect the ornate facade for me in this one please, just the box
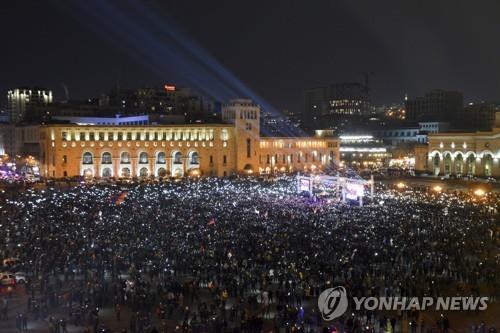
[415,113,500,177]
[39,99,340,178]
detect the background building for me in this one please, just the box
[7,87,53,123]
[416,112,500,177]
[38,99,339,179]
[328,82,370,116]
[303,87,329,129]
[405,89,463,126]
[463,102,499,131]
[0,124,40,157]
[303,81,370,130]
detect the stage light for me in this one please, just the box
[433,185,442,192]
[396,182,405,189]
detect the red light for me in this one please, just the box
[164,84,175,91]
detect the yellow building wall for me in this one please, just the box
[39,124,341,178]
[40,125,237,178]
[421,128,500,177]
[258,138,340,173]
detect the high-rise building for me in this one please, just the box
[7,88,53,123]
[303,87,329,129]
[404,90,463,125]
[328,82,370,116]
[303,82,370,130]
[463,102,499,130]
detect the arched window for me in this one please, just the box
[157,152,166,164]
[173,152,182,164]
[139,167,149,177]
[121,167,131,178]
[83,168,93,178]
[466,155,475,176]
[120,152,131,164]
[455,154,463,176]
[433,153,440,175]
[443,153,452,175]
[190,152,199,165]
[82,152,93,164]
[139,152,148,164]
[102,152,112,164]
[157,168,167,177]
[483,154,493,177]
[102,168,112,178]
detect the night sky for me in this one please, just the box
[1,0,499,114]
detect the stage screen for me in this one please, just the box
[298,177,312,193]
[345,183,364,200]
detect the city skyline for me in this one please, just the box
[1,0,500,115]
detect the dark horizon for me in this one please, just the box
[1,0,500,113]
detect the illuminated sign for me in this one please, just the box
[164,84,176,91]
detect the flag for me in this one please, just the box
[115,191,128,205]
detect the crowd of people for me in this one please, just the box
[0,176,498,333]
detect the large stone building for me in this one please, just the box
[415,113,500,177]
[39,99,339,178]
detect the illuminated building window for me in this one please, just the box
[173,152,182,164]
[102,152,112,164]
[157,152,166,164]
[190,152,199,164]
[120,152,131,164]
[139,152,148,164]
[82,152,93,164]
